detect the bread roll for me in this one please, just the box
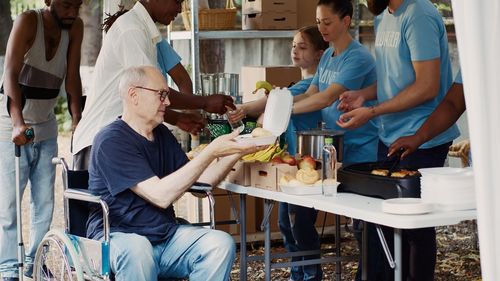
[296,168,320,184]
[371,169,389,176]
[251,127,273,138]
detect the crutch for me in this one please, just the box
[15,127,34,281]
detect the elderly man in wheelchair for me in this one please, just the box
[34,66,260,281]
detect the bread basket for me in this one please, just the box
[181,0,237,30]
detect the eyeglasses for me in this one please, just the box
[132,85,170,102]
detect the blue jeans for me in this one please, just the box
[278,202,322,281]
[0,138,57,278]
[110,225,236,281]
[354,141,451,281]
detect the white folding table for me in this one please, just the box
[219,182,477,281]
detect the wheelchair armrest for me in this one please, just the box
[64,188,102,204]
[189,182,213,195]
[64,188,111,243]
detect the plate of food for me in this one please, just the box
[235,128,278,146]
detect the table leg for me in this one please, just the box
[264,199,272,281]
[240,194,247,281]
[335,215,341,281]
[361,221,367,281]
[394,229,402,281]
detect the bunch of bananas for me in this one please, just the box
[242,144,284,162]
[252,81,273,95]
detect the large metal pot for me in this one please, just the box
[297,129,344,162]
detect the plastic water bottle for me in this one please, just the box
[322,137,338,196]
[226,108,245,133]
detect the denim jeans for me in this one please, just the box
[0,138,57,278]
[354,141,451,281]
[110,225,236,281]
[278,202,322,281]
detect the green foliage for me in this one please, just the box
[10,0,44,17]
[54,96,73,132]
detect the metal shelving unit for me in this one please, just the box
[167,0,360,94]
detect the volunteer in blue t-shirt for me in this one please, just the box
[156,39,193,95]
[389,70,466,158]
[337,0,459,280]
[86,66,260,281]
[291,0,379,166]
[227,26,328,281]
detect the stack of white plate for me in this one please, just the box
[419,167,476,211]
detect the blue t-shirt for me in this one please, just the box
[157,39,182,79]
[374,0,459,148]
[86,119,188,244]
[284,78,323,155]
[311,41,379,165]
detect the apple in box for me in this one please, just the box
[298,155,316,170]
[281,153,297,166]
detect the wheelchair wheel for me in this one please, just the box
[34,229,84,281]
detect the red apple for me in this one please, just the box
[271,156,284,164]
[281,154,297,166]
[298,155,316,170]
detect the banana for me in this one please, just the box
[252,81,273,95]
[242,144,280,162]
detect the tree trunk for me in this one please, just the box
[80,1,102,66]
[0,1,13,55]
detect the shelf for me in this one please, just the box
[169,30,297,40]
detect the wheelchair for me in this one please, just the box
[33,157,216,281]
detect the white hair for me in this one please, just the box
[118,66,149,99]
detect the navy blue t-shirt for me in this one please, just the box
[86,119,188,244]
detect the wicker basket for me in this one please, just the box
[181,0,237,30]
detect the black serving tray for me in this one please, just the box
[337,162,421,199]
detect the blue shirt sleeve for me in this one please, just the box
[157,39,182,74]
[455,70,463,84]
[95,136,156,197]
[405,16,442,61]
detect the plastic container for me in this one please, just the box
[235,88,292,145]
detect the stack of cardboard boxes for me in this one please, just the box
[242,0,318,30]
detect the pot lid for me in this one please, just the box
[262,88,293,136]
[296,129,345,136]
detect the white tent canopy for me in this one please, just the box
[452,0,500,280]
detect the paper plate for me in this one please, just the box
[382,198,434,215]
[280,184,322,195]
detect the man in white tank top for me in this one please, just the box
[0,0,83,280]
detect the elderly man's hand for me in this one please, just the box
[203,94,235,115]
[176,112,206,135]
[206,130,263,158]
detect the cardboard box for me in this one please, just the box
[250,162,278,191]
[242,12,297,31]
[242,0,297,14]
[214,194,257,235]
[226,161,251,186]
[241,66,301,103]
[297,0,318,28]
[250,163,297,191]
